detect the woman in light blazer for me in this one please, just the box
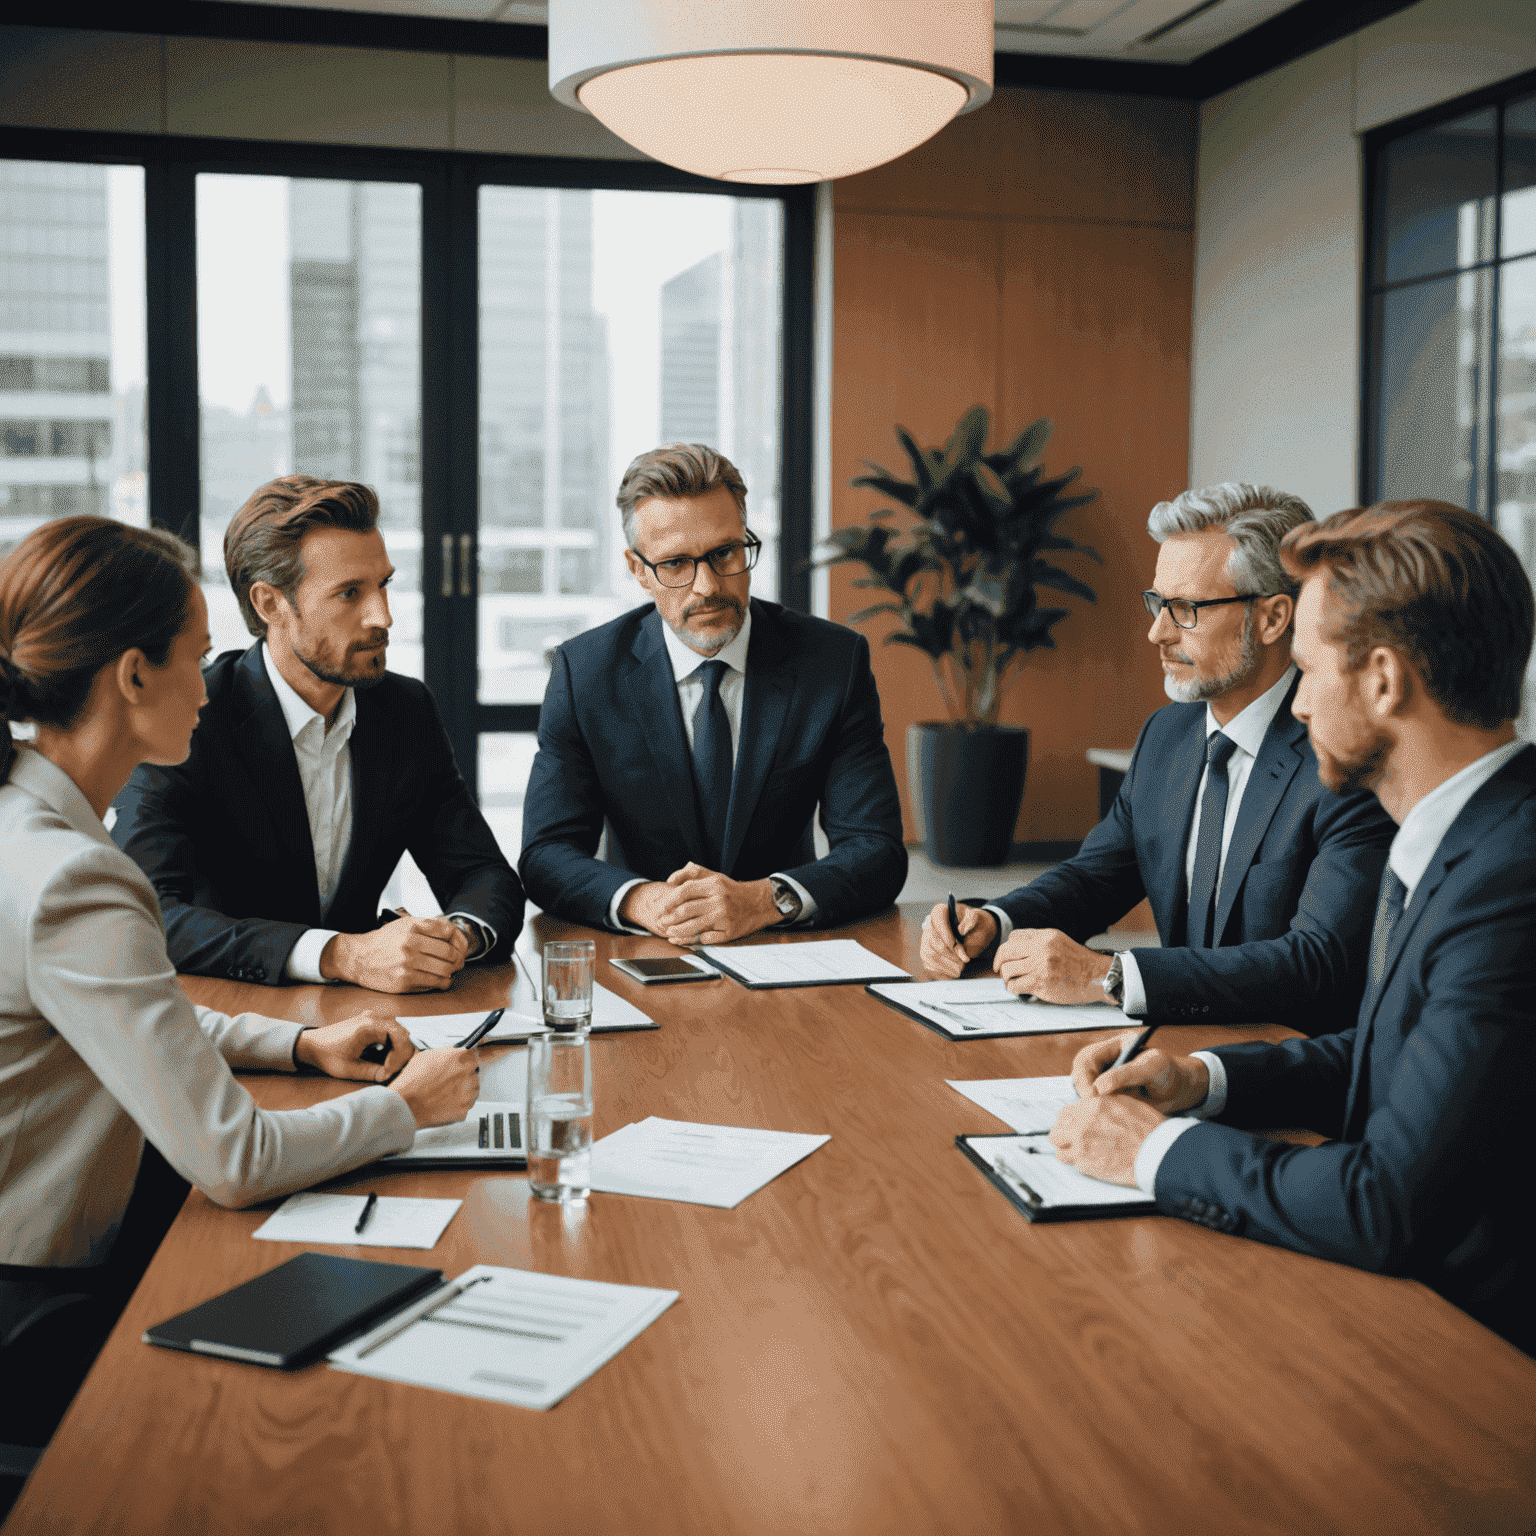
[0,516,478,1295]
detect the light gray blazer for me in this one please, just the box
[0,745,415,1268]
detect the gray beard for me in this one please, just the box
[667,600,744,656]
[1163,609,1260,704]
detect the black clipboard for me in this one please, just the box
[144,1252,444,1369]
[957,1135,1158,1223]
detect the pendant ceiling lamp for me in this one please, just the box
[549,1,994,185]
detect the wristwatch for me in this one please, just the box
[1100,952,1125,1006]
[449,916,485,958]
[768,876,803,925]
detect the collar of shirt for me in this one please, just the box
[1204,663,1297,759]
[659,604,753,683]
[261,642,356,753]
[1388,738,1529,901]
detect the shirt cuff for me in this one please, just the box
[285,928,340,984]
[1189,1051,1228,1119]
[446,911,497,963]
[1117,951,1148,1016]
[983,904,1013,945]
[608,878,649,934]
[1134,1116,1203,1194]
[770,873,818,926]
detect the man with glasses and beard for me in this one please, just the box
[519,443,905,943]
[921,483,1394,1035]
[112,477,523,994]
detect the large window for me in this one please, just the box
[1365,77,1536,728]
[0,160,145,559]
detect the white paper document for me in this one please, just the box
[973,1135,1152,1211]
[328,1265,678,1411]
[252,1192,462,1249]
[402,984,653,1049]
[948,1076,1078,1134]
[698,939,908,988]
[589,1117,830,1208]
[383,1100,525,1164]
[871,977,1118,1037]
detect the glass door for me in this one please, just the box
[467,183,787,863]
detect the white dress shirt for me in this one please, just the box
[1133,736,1532,1195]
[607,608,817,931]
[262,646,495,982]
[0,746,415,1265]
[985,665,1300,1016]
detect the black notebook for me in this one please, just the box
[144,1252,443,1369]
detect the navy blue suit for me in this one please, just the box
[519,599,907,930]
[994,679,1395,1032]
[111,646,523,983]
[1157,746,1536,1355]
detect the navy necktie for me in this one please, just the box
[690,659,733,867]
[1187,732,1238,949]
[1368,868,1407,990]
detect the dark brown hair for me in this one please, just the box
[224,476,380,638]
[0,516,197,778]
[615,444,748,548]
[1281,499,1534,730]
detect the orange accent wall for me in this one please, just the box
[831,87,1197,846]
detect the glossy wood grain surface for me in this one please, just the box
[8,909,1535,1535]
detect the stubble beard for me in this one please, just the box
[1317,730,1391,797]
[668,595,745,657]
[1163,609,1261,704]
[293,634,389,690]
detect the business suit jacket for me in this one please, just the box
[1156,746,1536,1355]
[111,645,523,983]
[519,598,907,929]
[994,679,1395,1032]
[0,747,415,1268]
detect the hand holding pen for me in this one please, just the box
[1068,1027,1211,1115]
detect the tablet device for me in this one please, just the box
[609,956,718,985]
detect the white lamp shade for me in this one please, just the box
[550,0,993,185]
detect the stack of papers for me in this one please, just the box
[252,1192,462,1249]
[590,1117,830,1208]
[402,983,654,1049]
[869,978,1118,1039]
[948,1075,1078,1134]
[329,1265,678,1410]
[699,940,908,989]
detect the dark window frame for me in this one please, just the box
[1360,66,1536,512]
[0,125,815,780]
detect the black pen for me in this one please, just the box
[456,1008,504,1049]
[1113,1023,1158,1069]
[947,892,967,961]
[354,1191,379,1235]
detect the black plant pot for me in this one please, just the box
[908,723,1029,868]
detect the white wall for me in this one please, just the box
[1189,0,1536,515]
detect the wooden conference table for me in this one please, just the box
[7,908,1535,1536]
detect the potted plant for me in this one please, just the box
[817,405,1100,867]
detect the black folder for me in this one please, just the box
[144,1252,443,1369]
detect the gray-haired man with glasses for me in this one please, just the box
[921,483,1394,1035]
[520,443,906,943]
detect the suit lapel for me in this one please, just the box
[1211,695,1306,943]
[1155,711,1208,947]
[624,610,709,864]
[232,646,321,924]
[1341,747,1536,1132]
[721,601,796,876]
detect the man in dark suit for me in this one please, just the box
[1052,500,1536,1354]
[519,443,905,942]
[112,477,523,993]
[922,483,1394,1034]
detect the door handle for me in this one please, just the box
[440,534,454,599]
[459,533,474,598]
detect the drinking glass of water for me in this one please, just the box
[528,941,595,1202]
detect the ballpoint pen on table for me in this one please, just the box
[353,1273,492,1359]
[354,1191,379,1235]
[456,1008,505,1049]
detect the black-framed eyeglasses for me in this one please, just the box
[633,534,762,588]
[1141,590,1277,630]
